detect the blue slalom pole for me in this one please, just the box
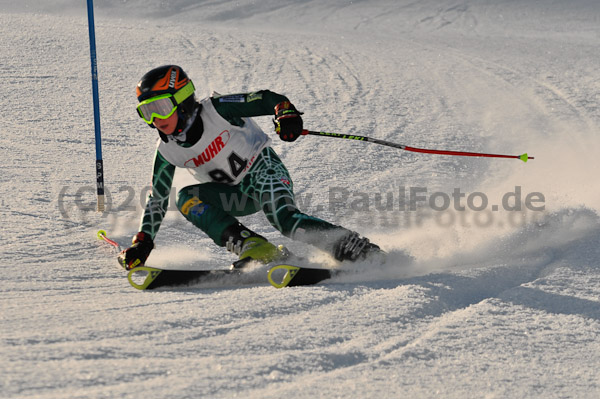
[86,0,105,212]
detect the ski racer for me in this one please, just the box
[119,65,381,269]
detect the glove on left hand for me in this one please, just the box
[274,101,303,142]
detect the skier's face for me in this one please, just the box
[153,112,178,135]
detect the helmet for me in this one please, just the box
[136,65,197,128]
[137,65,191,101]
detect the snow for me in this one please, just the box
[2,0,600,397]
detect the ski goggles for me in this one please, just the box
[137,81,195,124]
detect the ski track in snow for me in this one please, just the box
[2,1,600,398]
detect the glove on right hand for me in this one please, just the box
[118,232,154,270]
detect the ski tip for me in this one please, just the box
[97,229,107,240]
[128,266,162,290]
[268,265,301,288]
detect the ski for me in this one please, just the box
[127,264,335,290]
[267,264,335,288]
[127,266,240,290]
[98,230,336,290]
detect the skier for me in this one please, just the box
[119,65,381,270]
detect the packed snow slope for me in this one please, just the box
[2,0,600,398]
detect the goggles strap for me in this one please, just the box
[173,81,195,105]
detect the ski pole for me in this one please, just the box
[86,0,106,211]
[302,130,534,162]
[97,230,123,252]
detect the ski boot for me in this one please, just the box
[222,223,288,268]
[332,231,384,262]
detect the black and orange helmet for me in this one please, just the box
[136,65,192,102]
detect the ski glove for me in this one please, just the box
[118,232,154,270]
[274,101,303,142]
